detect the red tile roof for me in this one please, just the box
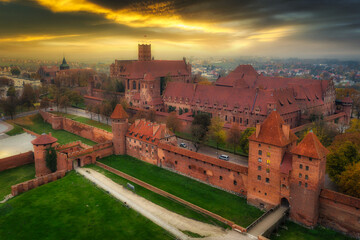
[248,110,298,147]
[342,96,353,103]
[127,119,174,140]
[291,131,329,159]
[110,104,129,119]
[31,133,57,145]
[215,65,257,87]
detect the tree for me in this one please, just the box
[20,84,36,108]
[193,113,211,131]
[115,80,125,92]
[208,116,226,149]
[101,100,113,124]
[239,127,255,154]
[327,141,360,183]
[59,95,70,113]
[299,119,338,147]
[10,67,20,76]
[68,90,84,107]
[86,104,94,120]
[346,119,360,133]
[6,86,16,97]
[93,103,101,122]
[227,124,242,153]
[338,162,360,198]
[191,124,207,152]
[1,96,17,119]
[166,112,180,132]
[40,97,50,111]
[45,146,57,173]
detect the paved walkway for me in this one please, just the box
[77,168,251,240]
[247,206,288,237]
[0,132,36,158]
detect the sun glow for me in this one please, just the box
[0,34,79,42]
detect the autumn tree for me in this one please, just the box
[208,116,226,149]
[86,104,94,120]
[337,162,360,198]
[190,113,211,151]
[1,86,18,119]
[93,103,102,122]
[59,95,70,113]
[239,127,255,154]
[227,124,242,153]
[68,90,84,107]
[166,112,180,132]
[327,141,360,183]
[101,100,113,124]
[299,119,338,147]
[10,67,20,76]
[20,84,36,108]
[40,97,50,111]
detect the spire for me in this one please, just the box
[111,104,129,119]
[291,131,329,159]
[62,57,67,65]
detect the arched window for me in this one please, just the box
[132,81,136,89]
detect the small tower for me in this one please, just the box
[290,131,329,226]
[31,133,58,177]
[138,44,151,61]
[341,96,353,125]
[60,57,70,70]
[111,104,129,155]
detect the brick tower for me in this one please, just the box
[138,44,151,61]
[341,96,353,125]
[247,110,298,209]
[289,131,329,226]
[31,133,58,177]
[111,104,129,155]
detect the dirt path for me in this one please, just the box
[77,168,251,240]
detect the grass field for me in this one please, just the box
[98,155,263,227]
[52,112,112,132]
[0,164,35,200]
[13,114,96,146]
[4,122,24,136]
[87,164,229,229]
[271,221,354,240]
[0,172,174,240]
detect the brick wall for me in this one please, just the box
[157,143,248,196]
[0,151,34,172]
[318,189,360,239]
[11,170,66,196]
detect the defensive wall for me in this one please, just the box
[40,110,113,143]
[11,170,66,196]
[0,151,34,172]
[318,189,360,238]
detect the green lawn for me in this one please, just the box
[14,114,96,146]
[175,131,248,157]
[52,112,112,132]
[0,164,35,200]
[4,122,24,136]
[0,172,174,240]
[271,221,354,240]
[98,155,263,227]
[86,164,228,229]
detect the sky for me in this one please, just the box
[0,0,359,61]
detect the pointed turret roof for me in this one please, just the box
[31,133,57,145]
[248,110,297,147]
[62,57,67,65]
[110,104,129,119]
[291,131,329,159]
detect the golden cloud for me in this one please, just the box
[0,34,80,42]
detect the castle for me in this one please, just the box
[28,105,360,237]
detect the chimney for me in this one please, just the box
[256,123,261,138]
[282,124,290,140]
[49,132,52,137]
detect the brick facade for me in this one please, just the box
[0,151,34,172]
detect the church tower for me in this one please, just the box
[60,57,70,70]
[111,104,129,155]
[138,44,151,61]
[289,131,328,226]
[31,133,58,177]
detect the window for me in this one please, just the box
[299,181,302,186]
[305,175,308,180]
[266,168,270,173]
[258,158,262,163]
[300,164,303,169]
[306,166,309,171]
[266,152,270,157]
[258,150,262,155]
[299,173,302,178]
[266,178,270,183]
[309,157,312,161]
[305,183,308,188]
[219,176,223,180]
[298,155,301,159]
[258,166,262,170]
[233,180,237,185]
[257,175,261,180]
[175,161,177,165]
[188,165,191,169]
[203,170,206,174]
[265,192,267,196]
[266,159,270,165]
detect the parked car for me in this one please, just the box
[179,143,187,148]
[218,154,229,161]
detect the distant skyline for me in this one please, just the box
[0,0,359,61]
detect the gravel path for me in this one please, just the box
[77,168,251,240]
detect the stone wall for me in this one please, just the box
[11,170,66,196]
[157,143,248,196]
[318,189,360,239]
[0,151,34,172]
[40,110,113,143]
